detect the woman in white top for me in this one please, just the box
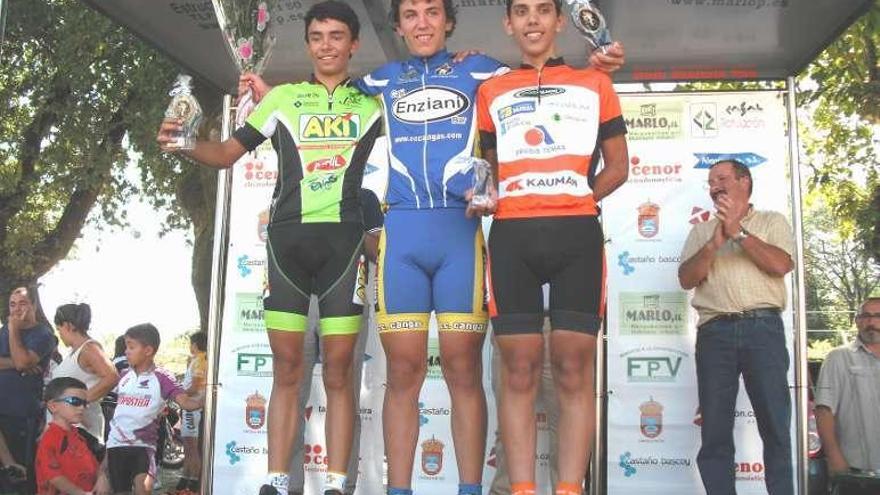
[51,303,119,442]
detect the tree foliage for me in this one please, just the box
[799,1,880,262]
[0,0,220,322]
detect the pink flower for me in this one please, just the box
[257,3,269,32]
[237,38,253,62]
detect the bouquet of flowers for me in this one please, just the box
[212,0,277,125]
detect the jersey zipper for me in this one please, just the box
[421,58,434,209]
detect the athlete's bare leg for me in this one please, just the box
[381,331,428,488]
[439,330,488,484]
[496,333,544,484]
[266,330,306,473]
[321,334,359,476]
[550,330,597,486]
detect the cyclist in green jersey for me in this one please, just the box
[157,3,381,495]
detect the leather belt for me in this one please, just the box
[700,308,781,329]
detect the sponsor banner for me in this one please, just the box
[606,92,797,494]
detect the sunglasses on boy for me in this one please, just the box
[53,396,88,407]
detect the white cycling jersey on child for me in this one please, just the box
[107,367,183,449]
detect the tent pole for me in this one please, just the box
[200,94,235,495]
[786,77,809,495]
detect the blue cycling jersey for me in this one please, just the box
[355,50,507,210]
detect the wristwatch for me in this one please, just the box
[733,227,750,244]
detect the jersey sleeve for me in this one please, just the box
[596,71,627,141]
[156,369,184,401]
[476,81,497,156]
[468,54,510,82]
[359,188,384,233]
[354,63,394,97]
[232,86,285,151]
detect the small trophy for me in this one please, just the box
[470,157,494,207]
[565,0,612,53]
[164,74,203,151]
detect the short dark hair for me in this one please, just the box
[304,0,360,41]
[114,335,127,359]
[505,0,563,15]
[710,159,753,196]
[125,323,161,352]
[189,332,208,352]
[391,0,457,37]
[54,303,92,333]
[44,376,87,402]
[860,297,880,313]
[10,285,38,305]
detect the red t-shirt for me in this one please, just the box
[35,423,98,495]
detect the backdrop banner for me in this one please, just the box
[211,91,798,495]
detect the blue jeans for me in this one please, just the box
[695,314,793,495]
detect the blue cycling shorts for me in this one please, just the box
[376,208,488,334]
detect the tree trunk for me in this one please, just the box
[176,165,218,334]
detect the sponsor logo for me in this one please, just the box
[300,113,360,141]
[235,348,273,377]
[736,461,766,482]
[392,86,470,124]
[637,201,660,239]
[257,210,269,243]
[618,451,692,476]
[306,155,347,172]
[619,452,637,477]
[616,251,681,276]
[497,101,536,122]
[304,444,329,471]
[501,171,585,197]
[397,67,420,83]
[639,398,664,440]
[435,62,454,76]
[628,156,683,184]
[693,152,766,169]
[618,251,635,275]
[426,339,442,380]
[237,255,265,278]
[721,101,766,129]
[118,394,150,407]
[419,401,451,427]
[623,102,683,140]
[225,441,266,465]
[514,87,566,99]
[245,392,267,430]
[235,292,266,333]
[304,171,340,192]
[338,93,364,108]
[690,103,718,138]
[524,125,555,146]
[736,409,757,424]
[421,437,445,476]
[486,446,497,468]
[618,292,688,336]
[242,160,277,187]
[621,346,688,383]
[689,206,711,225]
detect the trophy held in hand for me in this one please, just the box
[164,74,203,151]
[565,0,612,53]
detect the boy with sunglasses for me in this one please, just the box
[35,377,109,495]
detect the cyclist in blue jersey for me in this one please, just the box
[244,3,623,494]
[355,3,622,495]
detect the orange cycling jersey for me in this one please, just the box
[476,58,626,219]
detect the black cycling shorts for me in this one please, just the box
[107,446,155,492]
[487,216,605,335]
[264,222,365,335]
